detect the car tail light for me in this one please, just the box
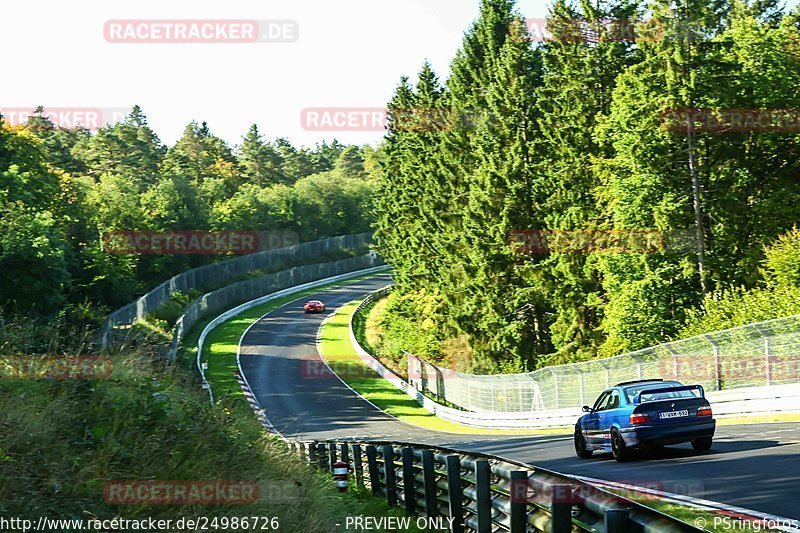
[697,406,712,417]
[630,413,650,424]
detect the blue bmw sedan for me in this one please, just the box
[574,379,716,461]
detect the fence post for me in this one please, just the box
[328,442,337,473]
[549,483,571,533]
[765,337,772,386]
[445,455,464,533]
[604,508,630,533]
[674,352,680,380]
[421,450,438,518]
[578,372,584,406]
[309,441,318,467]
[713,344,722,391]
[509,471,528,533]
[316,443,327,470]
[301,441,310,463]
[402,447,415,514]
[554,375,560,409]
[383,446,397,507]
[353,444,364,490]
[475,460,492,533]
[366,445,381,495]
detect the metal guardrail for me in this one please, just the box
[284,439,700,533]
[101,232,374,348]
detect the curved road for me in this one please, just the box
[240,274,800,520]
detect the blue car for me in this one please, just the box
[574,379,716,462]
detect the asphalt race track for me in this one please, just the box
[239,274,800,520]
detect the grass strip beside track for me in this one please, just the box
[318,299,567,435]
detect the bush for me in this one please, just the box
[762,227,800,288]
[0,316,415,529]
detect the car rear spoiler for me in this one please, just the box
[634,384,705,403]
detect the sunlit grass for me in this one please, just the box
[319,300,567,435]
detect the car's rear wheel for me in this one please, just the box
[574,428,593,458]
[692,437,713,452]
[611,428,631,462]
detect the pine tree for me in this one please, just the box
[239,124,285,186]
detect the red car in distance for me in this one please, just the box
[303,300,326,313]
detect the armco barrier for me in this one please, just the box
[101,232,373,348]
[350,287,800,429]
[284,439,700,533]
[196,264,391,403]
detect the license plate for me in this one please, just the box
[659,410,689,419]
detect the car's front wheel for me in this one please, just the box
[574,428,593,458]
[611,428,631,462]
[692,437,713,452]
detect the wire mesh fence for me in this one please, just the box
[101,232,373,348]
[406,312,800,413]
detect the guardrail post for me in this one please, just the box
[509,471,527,533]
[604,508,630,533]
[308,442,318,466]
[402,447,416,514]
[340,443,350,465]
[316,443,327,470]
[445,455,464,533]
[366,445,381,495]
[328,442,337,472]
[549,483,571,533]
[383,446,397,506]
[352,444,364,490]
[421,450,438,517]
[475,460,492,533]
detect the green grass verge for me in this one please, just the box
[715,412,800,426]
[0,321,422,530]
[611,491,789,532]
[319,300,568,435]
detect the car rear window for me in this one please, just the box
[624,382,698,403]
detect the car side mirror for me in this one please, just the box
[582,405,593,413]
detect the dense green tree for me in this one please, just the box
[0,201,71,314]
[71,106,164,186]
[238,124,285,186]
[334,146,366,178]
